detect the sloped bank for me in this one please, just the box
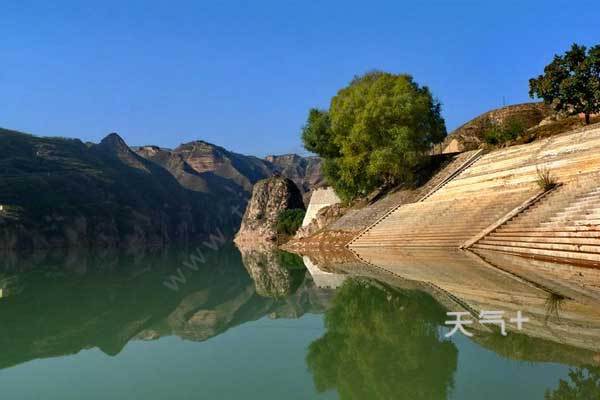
[282,150,482,251]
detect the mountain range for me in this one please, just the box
[0,127,323,250]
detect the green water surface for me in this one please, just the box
[0,245,596,399]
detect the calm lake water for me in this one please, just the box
[0,244,597,399]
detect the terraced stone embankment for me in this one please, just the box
[349,123,600,266]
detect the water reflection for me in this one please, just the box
[350,247,600,353]
[0,244,332,370]
[307,279,458,400]
[238,245,307,298]
[545,367,600,399]
[2,244,600,398]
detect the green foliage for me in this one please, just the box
[301,109,339,158]
[483,117,526,145]
[545,367,600,400]
[275,209,305,236]
[529,43,600,125]
[301,71,446,201]
[306,279,458,399]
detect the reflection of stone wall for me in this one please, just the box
[302,256,347,289]
[353,247,600,355]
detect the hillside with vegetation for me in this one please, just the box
[0,128,322,250]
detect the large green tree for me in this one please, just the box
[302,71,446,201]
[529,43,600,125]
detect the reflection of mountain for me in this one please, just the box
[307,279,458,400]
[0,245,332,370]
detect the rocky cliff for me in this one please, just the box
[234,177,305,244]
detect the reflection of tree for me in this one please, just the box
[306,279,457,400]
[545,367,600,400]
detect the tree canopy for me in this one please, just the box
[301,71,446,201]
[529,43,600,125]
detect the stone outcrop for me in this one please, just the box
[234,177,305,244]
[135,142,324,235]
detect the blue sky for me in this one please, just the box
[2,0,598,157]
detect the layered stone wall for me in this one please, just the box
[302,187,341,227]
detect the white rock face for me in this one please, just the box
[302,187,341,227]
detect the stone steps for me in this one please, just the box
[350,124,600,253]
[471,178,600,263]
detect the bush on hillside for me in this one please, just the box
[276,209,306,236]
[483,117,526,145]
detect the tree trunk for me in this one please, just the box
[585,113,591,125]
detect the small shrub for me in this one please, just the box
[536,166,557,190]
[276,209,306,236]
[483,117,526,145]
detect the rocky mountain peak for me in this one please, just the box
[94,132,149,171]
[98,132,129,152]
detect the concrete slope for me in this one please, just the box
[350,123,600,251]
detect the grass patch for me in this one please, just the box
[536,166,558,191]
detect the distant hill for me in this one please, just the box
[0,128,323,250]
[439,102,552,152]
[135,143,322,201]
[134,141,322,226]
